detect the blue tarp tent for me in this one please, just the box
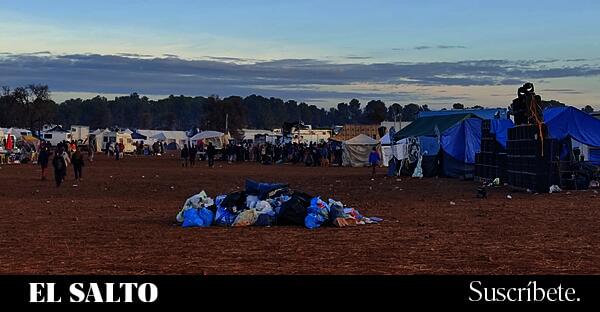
[544,107,600,147]
[441,118,482,165]
[544,107,600,165]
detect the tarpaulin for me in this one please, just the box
[490,119,514,148]
[544,106,600,147]
[441,118,481,164]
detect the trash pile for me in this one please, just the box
[176,179,382,229]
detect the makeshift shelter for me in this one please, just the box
[392,114,479,177]
[190,131,228,149]
[544,106,600,165]
[440,118,515,177]
[342,134,379,167]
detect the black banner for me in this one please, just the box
[0,275,598,308]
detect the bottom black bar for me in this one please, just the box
[0,275,598,308]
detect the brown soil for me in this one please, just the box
[1,154,599,274]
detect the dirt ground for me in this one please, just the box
[0,154,599,275]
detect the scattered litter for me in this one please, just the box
[549,185,562,194]
[450,201,456,206]
[506,195,513,199]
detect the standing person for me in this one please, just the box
[108,142,114,158]
[115,142,121,160]
[368,147,381,180]
[189,144,197,167]
[52,147,67,187]
[320,144,329,167]
[206,142,216,168]
[38,145,50,181]
[180,144,189,167]
[88,138,96,162]
[71,146,85,182]
[160,141,165,155]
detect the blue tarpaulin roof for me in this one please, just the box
[419,108,507,120]
[544,106,600,147]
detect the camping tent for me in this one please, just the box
[544,106,600,164]
[342,134,379,167]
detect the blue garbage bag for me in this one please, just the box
[214,205,237,226]
[308,197,330,220]
[305,213,326,229]
[182,208,214,228]
[245,179,288,199]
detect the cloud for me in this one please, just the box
[1,53,599,104]
[344,55,372,60]
[117,52,154,58]
[414,45,467,50]
[542,88,584,94]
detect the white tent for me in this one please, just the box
[190,131,228,149]
[151,132,168,141]
[342,134,379,167]
[190,131,225,141]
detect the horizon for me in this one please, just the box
[1,0,599,109]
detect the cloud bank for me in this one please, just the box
[1,53,599,105]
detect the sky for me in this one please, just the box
[1,0,599,109]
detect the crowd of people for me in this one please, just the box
[37,140,88,187]
[31,138,382,188]
[175,141,348,168]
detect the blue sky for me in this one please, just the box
[1,0,599,108]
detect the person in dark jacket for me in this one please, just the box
[206,142,216,168]
[189,144,197,167]
[71,146,85,181]
[38,145,50,181]
[180,144,189,167]
[52,147,67,187]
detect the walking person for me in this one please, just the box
[206,142,216,168]
[180,144,189,167]
[71,146,85,182]
[368,147,381,180]
[52,147,67,187]
[38,145,50,181]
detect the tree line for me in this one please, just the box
[0,84,592,134]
